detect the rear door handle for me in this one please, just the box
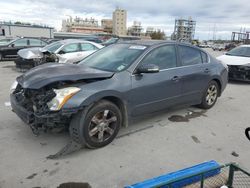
[204,68,210,73]
[171,76,180,81]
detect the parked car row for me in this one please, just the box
[15,39,103,69]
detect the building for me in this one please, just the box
[112,8,127,36]
[61,16,104,34]
[145,27,155,36]
[0,21,54,39]
[127,21,143,36]
[101,19,113,34]
[172,17,196,42]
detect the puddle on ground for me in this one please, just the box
[57,182,92,188]
[168,110,207,122]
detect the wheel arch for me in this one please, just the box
[100,96,128,128]
[211,78,222,96]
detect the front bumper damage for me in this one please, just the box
[228,65,250,81]
[10,89,84,159]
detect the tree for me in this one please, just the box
[150,30,166,40]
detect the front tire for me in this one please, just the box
[199,81,219,109]
[69,100,122,148]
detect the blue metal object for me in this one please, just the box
[125,160,220,188]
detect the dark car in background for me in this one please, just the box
[102,36,141,46]
[10,41,228,148]
[0,38,47,60]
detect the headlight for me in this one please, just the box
[10,80,18,93]
[47,87,81,111]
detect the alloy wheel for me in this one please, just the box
[88,109,117,143]
[206,84,218,106]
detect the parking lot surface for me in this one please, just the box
[0,49,250,188]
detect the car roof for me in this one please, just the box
[239,45,250,47]
[119,40,196,47]
[59,39,98,45]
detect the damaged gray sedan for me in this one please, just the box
[10,41,228,155]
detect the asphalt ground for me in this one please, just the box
[0,48,250,188]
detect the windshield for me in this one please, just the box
[0,39,13,45]
[42,41,63,53]
[79,43,147,72]
[226,46,250,57]
[103,38,119,44]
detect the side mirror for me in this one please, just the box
[58,50,65,54]
[9,43,15,47]
[137,64,160,74]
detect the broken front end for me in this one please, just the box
[10,82,81,135]
[228,65,250,81]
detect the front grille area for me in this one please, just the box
[14,56,36,69]
[13,85,56,116]
[228,65,250,81]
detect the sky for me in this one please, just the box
[0,0,250,40]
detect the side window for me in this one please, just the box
[140,45,177,70]
[179,45,202,66]
[201,52,208,63]
[29,39,44,46]
[61,43,79,53]
[13,39,28,47]
[80,43,96,51]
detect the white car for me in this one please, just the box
[217,45,250,81]
[15,39,104,69]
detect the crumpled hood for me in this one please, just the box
[17,47,44,59]
[217,54,250,66]
[16,63,114,89]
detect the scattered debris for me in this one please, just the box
[211,132,216,136]
[231,151,239,157]
[54,162,59,166]
[168,110,207,122]
[191,136,201,143]
[26,173,37,179]
[49,167,60,176]
[117,125,154,139]
[43,169,48,173]
[40,142,47,146]
[46,140,84,159]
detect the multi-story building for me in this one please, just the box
[112,8,127,36]
[127,21,143,36]
[145,27,155,36]
[101,19,113,34]
[0,21,54,39]
[172,17,196,42]
[61,16,104,34]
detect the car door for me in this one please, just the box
[177,45,212,104]
[57,43,80,63]
[28,38,47,47]
[79,43,98,61]
[5,38,29,58]
[130,44,182,116]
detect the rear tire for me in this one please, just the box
[198,80,219,109]
[69,100,122,148]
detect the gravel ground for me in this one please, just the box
[0,48,250,188]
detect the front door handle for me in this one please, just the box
[171,76,180,81]
[204,68,210,73]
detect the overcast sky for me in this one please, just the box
[0,0,250,40]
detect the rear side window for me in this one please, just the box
[140,45,177,70]
[80,43,97,51]
[201,52,208,63]
[13,39,28,47]
[179,45,202,66]
[29,39,44,46]
[61,43,79,53]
